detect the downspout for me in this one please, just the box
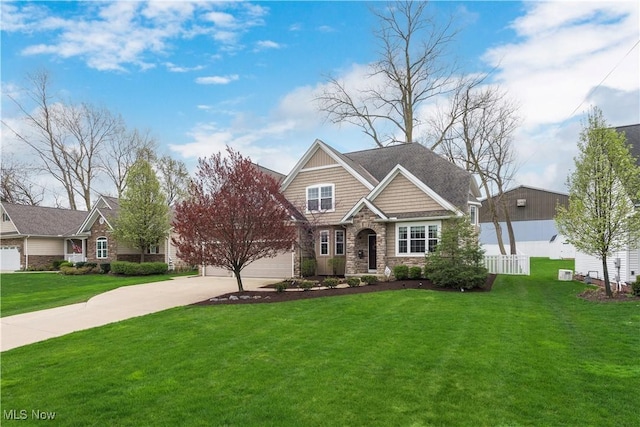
[24,235,30,270]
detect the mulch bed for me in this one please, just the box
[578,287,640,302]
[192,274,497,306]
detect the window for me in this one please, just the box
[96,237,108,259]
[2,212,9,222]
[335,230,345,255]
[147,243,159,254]
[469,205,478,225]
[306,184,334,212]
[319,230,329,256]
[397,222,439,255]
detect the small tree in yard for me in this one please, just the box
[114,159,170,262]
[424,216,487,289]
[172,147,297,292]
[556,107,640,297]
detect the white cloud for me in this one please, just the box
[255,40,282,50]
[480,1,639,193]
[195,75,239,85]
[1,1,271,72]
[165,62,205,73]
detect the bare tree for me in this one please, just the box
[317,0,465,146]
[60,102,121,210]
[4,70,121,210]
[100,127,157,198]
[433,86,520,254]
[0,156,45,205]
[156,155,190,206]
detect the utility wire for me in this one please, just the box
[566,39,640,121]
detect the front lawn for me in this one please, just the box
[2,259,638,426]
[0,273,187,317]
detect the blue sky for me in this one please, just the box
[2,1,639,206]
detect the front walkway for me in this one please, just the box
[0,275,272,352]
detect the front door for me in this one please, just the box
[368,234,376,272]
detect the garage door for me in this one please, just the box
[205,251,294,278]
[0,246,21,271]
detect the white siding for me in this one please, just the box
[26,238,64,256]
[575,249,632,283]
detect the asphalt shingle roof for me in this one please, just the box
[344,143,475,209]
[1,203,88,237]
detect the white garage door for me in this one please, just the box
[205,251,294,278]
[0,247,21,271]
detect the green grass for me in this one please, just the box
[2,258,639,426]
[0,273,186,317]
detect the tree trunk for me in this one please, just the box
[140,249,145,263]
[503,208,517,255]
[602,255,613,297]
[234,271,244,293]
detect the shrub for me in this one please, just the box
[393,265,409,280]
[85,262,98,269]
[59,261,73,269]
[328,257,346,275]
[52,259,66,270]
[274,282,288,293]
[632,278,640,296]
[100,263,111,274]
[360,275,378,285]
[75,261,87,268]
[424,217,487,290]
[408,266,422,279]
[323,277,339,288]
[60,266,92,275]
[111,261,168,276]
[346,277,361,287]
[301,258,316,277]
[299,280,315,291]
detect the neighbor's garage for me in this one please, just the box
[0,246,21,271]
[205,251,294,278]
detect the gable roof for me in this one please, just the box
[281,139,377,191]
[1,202,88,237]
[77,195,120,234]
[617,124,640,164]
[344,143,478,210]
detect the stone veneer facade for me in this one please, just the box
[345,207,387,276]
[86,219,118,264]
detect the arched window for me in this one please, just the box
[96,237,108,259]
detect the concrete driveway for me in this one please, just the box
[0,275,273,352]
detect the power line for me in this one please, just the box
[566,39,640,121]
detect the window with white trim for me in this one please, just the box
[319,230,330,256]
[397,222,439,255]
[469,205,478,225]
[335,230,345,255]
[147,243,159,254]
[96,237,108,259]
[306,184,334,212]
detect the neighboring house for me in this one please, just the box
[0,195,179,271]
[479,185,576,259]
[226,139,480,278]
[574,124,640,284]
[0,203,88,271]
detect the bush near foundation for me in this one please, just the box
[111,261,168,276]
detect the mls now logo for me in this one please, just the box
[3,409,27,420]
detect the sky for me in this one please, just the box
[1,0,639,208]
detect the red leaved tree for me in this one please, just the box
[172,147,297,292]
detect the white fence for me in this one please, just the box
[65,254,86,264]
[483,255,530,275]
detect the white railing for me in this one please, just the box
[484,255,530,275]
[65,254,87,264]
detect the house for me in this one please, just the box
[0,203,88,271]
[574,124,640,284]
[2,142,480,278]
[0,195,179,271]
[479,185,576,259]
[209,139,479,278]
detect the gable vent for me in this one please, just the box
[516,199,526,207]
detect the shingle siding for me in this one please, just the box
[373,174,442,214]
